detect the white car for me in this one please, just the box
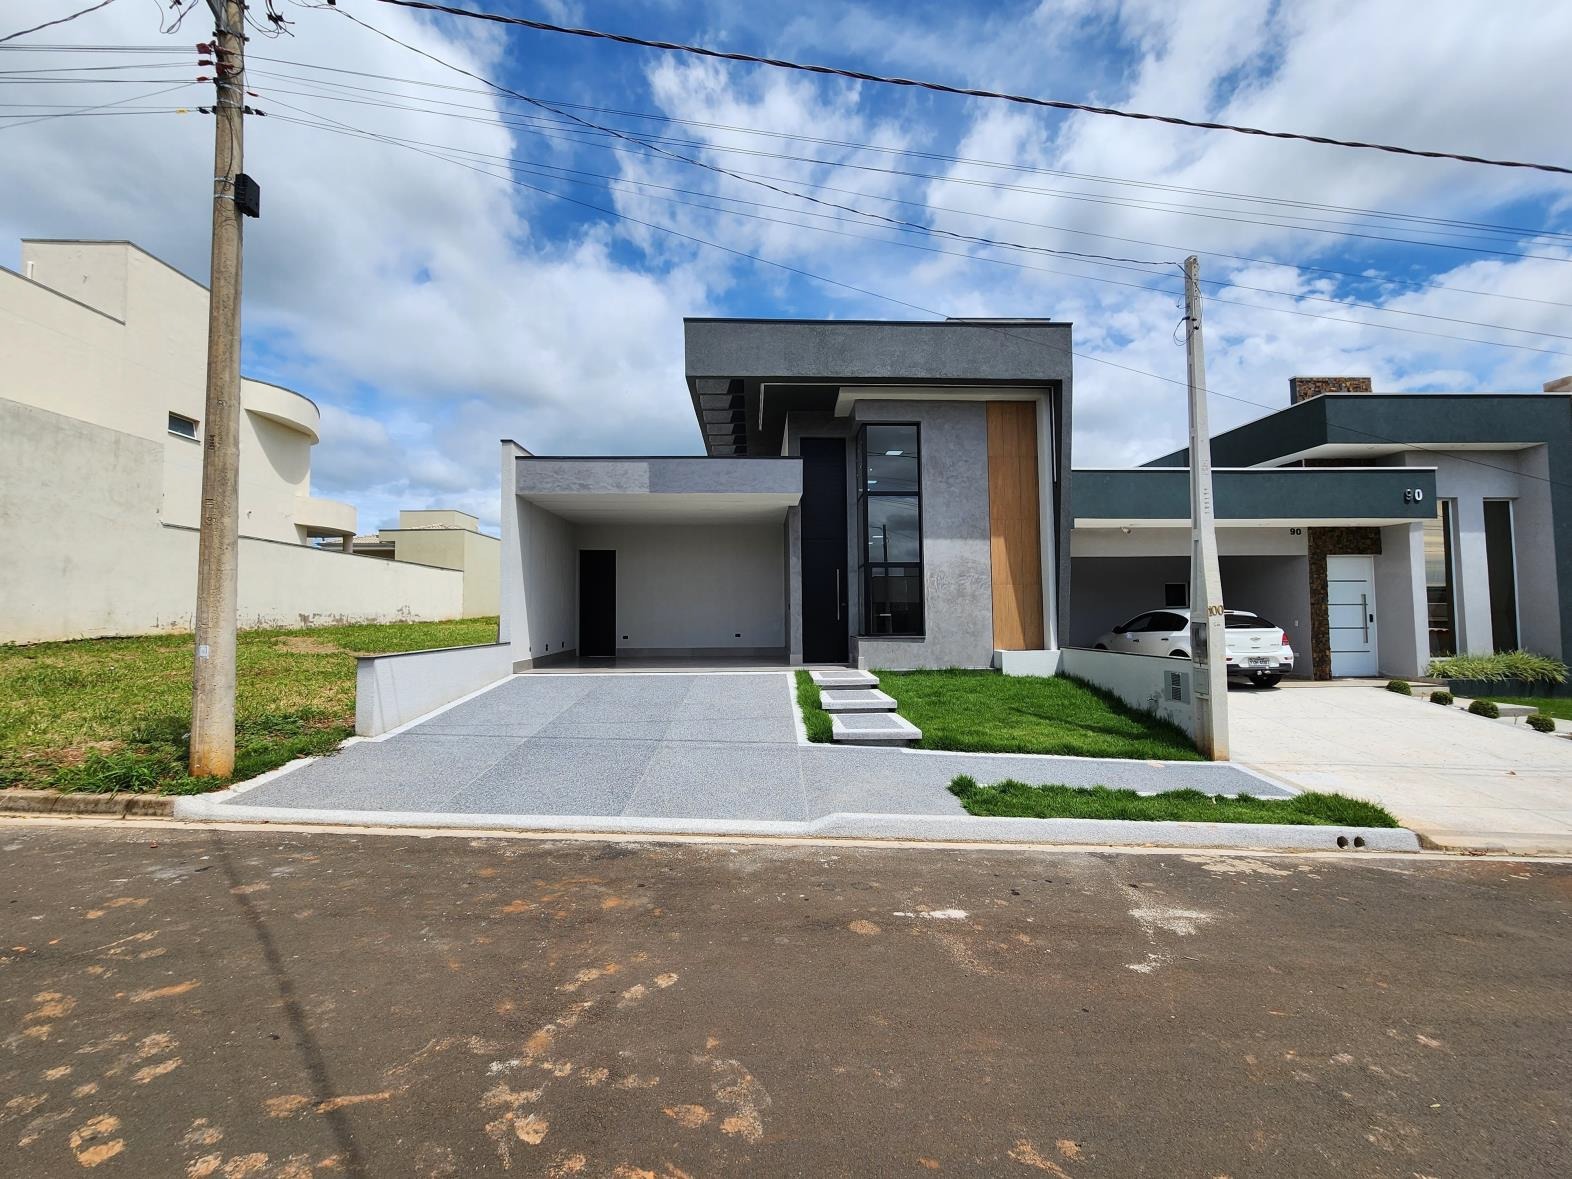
[1094,608,1295,687]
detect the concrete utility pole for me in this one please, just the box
[1183,255,1229,760]
[189,0,247,777]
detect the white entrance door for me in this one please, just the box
[1327,555,1379,676]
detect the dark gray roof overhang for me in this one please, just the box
[684,317,1074,455]
[1147,393,1570,468]
[1072,466,1439,526]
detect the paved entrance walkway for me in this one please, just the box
[213,672,1283,826]
[1230,681,1572,853]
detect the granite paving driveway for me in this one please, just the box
[215,672,1288,823]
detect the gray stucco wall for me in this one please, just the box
[1374,522,1427,678]
[1397,448,1557,657]
[515,456,801,496]
[853,400,995,670]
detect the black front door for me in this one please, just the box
[578,550,616,658]
[800,438,849,663]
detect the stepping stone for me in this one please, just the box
[831,712,922,745]
[1491,703,1537,718]
[810,669,878,689]
[819,688,898,713]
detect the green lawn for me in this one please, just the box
[794,670,833,742]
[949,776,1398,827]
[877,669,1201,760]
[1473,695,1572,722]
[0,617,499,795]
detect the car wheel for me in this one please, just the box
[1252,673,1282,688]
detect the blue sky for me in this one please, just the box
[4,0,1571,533]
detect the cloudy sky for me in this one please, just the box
[4,0,1570,533]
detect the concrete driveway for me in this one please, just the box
[207,671,1284,829]
[1230,681,1572,853]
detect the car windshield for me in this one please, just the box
[1224,613,1276,629]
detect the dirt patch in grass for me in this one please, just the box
[0,617,498,794]
[949,776,1399,827]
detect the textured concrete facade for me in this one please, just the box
[852,400,995,670]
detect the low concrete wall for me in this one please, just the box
[1,398,466,643]
[998,649,1063,676]
[355,643,513,737]
[1059,647,1197,739]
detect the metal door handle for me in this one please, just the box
[835,570,841,621]
[1360,594,1369,642]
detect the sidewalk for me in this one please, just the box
[1229,681,1572,854]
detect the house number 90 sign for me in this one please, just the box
[1404,488,1426,503]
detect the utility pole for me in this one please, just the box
[1183,255,1229,760]
[189,0,248,777]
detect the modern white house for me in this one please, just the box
[0,238,485,643]
[498,318,1571,684]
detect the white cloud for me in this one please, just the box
[2,0,1570,534]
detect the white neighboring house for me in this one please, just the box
[0,238,477,644]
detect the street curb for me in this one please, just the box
[0,790,175,818]
[170,797,1421,852]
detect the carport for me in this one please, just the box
[1069,466,1438,679]
[500,450,804,669]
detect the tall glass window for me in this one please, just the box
[859,423,923,635]
[1424,499,1457,656]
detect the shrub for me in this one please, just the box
[1385,679,1412,695]
[1527,713,1557,733]
[1429,690,1453,706]
[1428,650,1568,685]
[1467,699,1500,719]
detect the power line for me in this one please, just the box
[334,9,1186,274]
[363,0,1572,176]
[0,81,194,132]
[237,57,1572,270]
[249,80,1572,340]
[296,20,1572,352]
[259,102,1572,361]
[221,53,1572,245]
[227,96,1572,493]
[16,42,1572,251]
[0,0,119,46]
[220,62,1572,314]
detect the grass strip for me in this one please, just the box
[878,669,1200,761]
[1,617,499,795]
[794,670,833,742]
[948,776,1398,827]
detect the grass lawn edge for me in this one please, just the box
[948,776,1400,828]
[794,670,833,743]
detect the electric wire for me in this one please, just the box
[0,0,120,46]
[313,16,1572,353]
[362,0,1572,176]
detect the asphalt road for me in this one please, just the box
[1,822,1568,1178]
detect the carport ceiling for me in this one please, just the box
[521,492,797,525]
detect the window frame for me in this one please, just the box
[857,421,925,637]
[167,412,199,441]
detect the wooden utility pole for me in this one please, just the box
[190,0,247,777]
[1183,255,1229,760]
